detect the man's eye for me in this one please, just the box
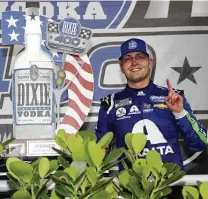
[137,55,145,60]
[123,57,130,62]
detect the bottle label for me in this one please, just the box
[13,66,54,125]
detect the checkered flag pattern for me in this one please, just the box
[79,28,92,39]
[48,22,59,33]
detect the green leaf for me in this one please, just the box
[72,145,85,161]
[92,178,114,192]
[89,190,111,199]
[7,180,21,190]
[64,166,79,182]
[124,133,134,151]
[98,132,114,149]
[101,159,121,173]
[128,176,143,198]
[182,186,199,199]
[105,183,119,199]
[153,187,172,199]
[124,149,135,164]
[6,158,21,174]
[77,130,97,143]
[199,182,208,199]
[50,174,74,192]
[86,167,97,184]
[118,170,131,188]
[57,129,67,140]
[39,157,50,178]
[162,163,180,176]
[66,134,83,152]
[49,160,59,173]
[74,170,86,188]
[158,170,185,191]
[146,150,163,172]
[38,194,49,199]
[52,147,71,160]
[54,135,67,150]
[80,177,89,194]
[88,141,105,169]
[66,134,85,161]
[133,159,150,179]
[55,184,75,198]
[12,190,32,199]
[31,173,40,185]
[71,161,86,175]
[0,144,3,154]
[119,192,132,199]
[102,148,124,167]
[9,161,33,184]
[132,133,147,154]
[52,171,73,186]
[7,172,21,189]
[51,190,62,199]
[142,180,154,195]
[58,156,70,168]
[2,137,16,147]
[84,142,94,167]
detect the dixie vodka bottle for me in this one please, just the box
[12,2,55,139]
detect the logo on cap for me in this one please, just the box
[128,40,138,49]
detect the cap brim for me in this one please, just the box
[119,50,149,61]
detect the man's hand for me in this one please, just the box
[165,79,183,113]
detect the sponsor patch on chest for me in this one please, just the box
[115,98,132,108]
[150,95,166,102]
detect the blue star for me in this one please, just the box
[30,12,36,20]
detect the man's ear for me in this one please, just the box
[149,59,153,70]
[120,63,124,73]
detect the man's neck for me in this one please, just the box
[127,78,150,89]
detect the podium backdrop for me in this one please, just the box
[0,1,208,175]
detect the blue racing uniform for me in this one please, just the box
[95,81,207,169]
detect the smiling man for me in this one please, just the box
[95,38,207,170]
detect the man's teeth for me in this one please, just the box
[131,68,141,72]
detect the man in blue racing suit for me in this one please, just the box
[95,38,207,169]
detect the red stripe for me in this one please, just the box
[61,115,80,131]
[68,55,92,73]
[67,99,86,121]
[64,61,92,76]
[68,82,92,108]
[64,62,93,91]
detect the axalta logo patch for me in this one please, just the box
[153,104,168,109]
[128,105,141,115]
[116,107,126,117]
[150,95,166,102]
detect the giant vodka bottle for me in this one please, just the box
[12,2,55,139]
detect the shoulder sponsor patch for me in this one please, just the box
[115,98,132,108]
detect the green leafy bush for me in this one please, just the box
[6,130,124,199]
[118,133,185,199]
[182,181,208,199]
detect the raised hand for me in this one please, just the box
[165,79,183,113]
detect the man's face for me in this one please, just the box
[120,52,152,83]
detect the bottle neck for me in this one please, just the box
[25,34,41,52]
[25,7,42,52]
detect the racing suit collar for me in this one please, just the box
[126,80,154,96]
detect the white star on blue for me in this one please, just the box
[2,11,63,65]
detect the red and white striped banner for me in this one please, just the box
[58,54,94,134]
